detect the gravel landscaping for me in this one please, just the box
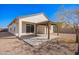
[0,32,78,55]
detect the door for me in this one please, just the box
[26,24,34,33]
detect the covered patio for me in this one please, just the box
[20,21,60,46]
[35,21,59,39]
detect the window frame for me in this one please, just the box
[26,24,34,33]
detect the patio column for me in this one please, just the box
[34,24,37,36]
[57,25,59,36]
[46,24,48,34]
[48,22,51,39]
[18,20,22,37]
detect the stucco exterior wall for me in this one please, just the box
[8,22,19,36]
[8,22,54,36]
[37,25,54,34]
[22,22,47,34]
[22,22,34,34]
[21,22,54,35]
[22,22,26,33]
[37,25,46,34]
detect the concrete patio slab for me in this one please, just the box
[22,34,59,46]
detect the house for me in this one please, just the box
[8,13,57,39]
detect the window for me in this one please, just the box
[26,24,34,33]
[14,27,16,31]
[13,25,16,32]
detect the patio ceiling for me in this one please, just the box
[36,21,57,25]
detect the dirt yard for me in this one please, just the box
[0,32,78,55]
[53,33,76,43]
[0,32,33,54]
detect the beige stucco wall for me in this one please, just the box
[20,22,54,35]
[8,22,19,36]
[8,21,54,36]
[37,25,54,34]
[22,22,26,33]
[37,25,46,34]
[22,22,34,33]
[22,22,53,34]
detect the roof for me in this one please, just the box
[8,13,49,26]
[8,18,18,27]
[37,20,57,25]
[17,13,45,19]
[8,13,60,27]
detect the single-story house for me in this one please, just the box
[8,13,57,39]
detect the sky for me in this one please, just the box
[0,4,79,28]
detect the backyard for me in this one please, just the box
[0,32,78,55]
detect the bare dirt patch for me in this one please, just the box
[0,32,78,55]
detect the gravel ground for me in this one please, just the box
[0,32,78,55]
[33,41,78,55]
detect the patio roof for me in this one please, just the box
[36,20,57,25]
[8,13,48,27]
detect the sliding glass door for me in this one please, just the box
[26,24,34,33]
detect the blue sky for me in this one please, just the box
[0,4,79,28]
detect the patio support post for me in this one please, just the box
[34,24,37,36]
[46,24,48,34]
[57,25,59,36]
[48,22,51,39]
[18,20,22,37]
